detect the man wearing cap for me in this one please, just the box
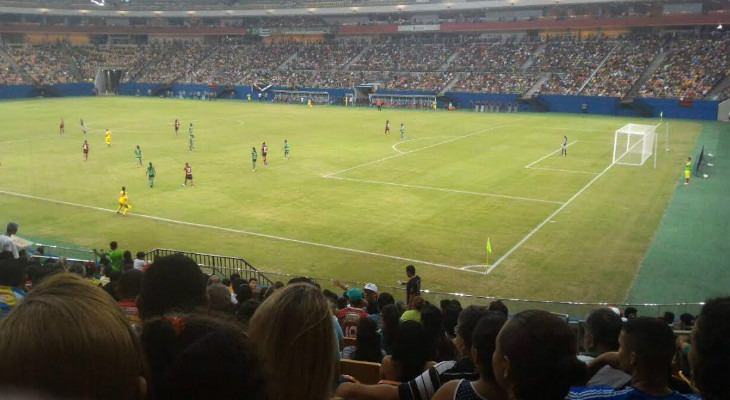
[363,283,379,314]
[0,223,19,259]
[336,287,369,338]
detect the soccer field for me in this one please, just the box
[0,97,702,303]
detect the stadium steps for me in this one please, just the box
[577,41,622,94]
[706,74,730,99]
[277,52,299,71]
[438,49,461,72]
[437,72,462,96]
[519,43,547,72]
[626,48,669,98]
[127,46,171,82]
[342,44,372,71]
[61,44,85,82]
[522,72,552,98]
[0,45,36,84]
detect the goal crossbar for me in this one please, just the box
[612,123,660,167]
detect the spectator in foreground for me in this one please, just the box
[380,320,436,382]
[495,310,587,400]
[380,303,400,355]
[571,317,693,400]
[208,282,234,315]
[624,307,638,320]
[421,303,458,362]
[117,269,143,328]
[432,311,508,400]
[0,258,26,318]
[141,314,267,400]
[137,254,207,319]
[335,305,492,400]
[133,251,146,270]
[368,291,395,327]
[0,222,19,259]
[400,296,425,322]
[690,296,730,400]
[248,283,335,400]
[0,274,147,399]
[343,316,386,362]
[579,307,630,388]
[336,287,369,337]
[488,299,508,316]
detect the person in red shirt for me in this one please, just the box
[261,142,268,166]
[174,119,180,136]
[182,162,194,187]
[59,118,65,134]
[335,288,370,338]
[82,140,89,161]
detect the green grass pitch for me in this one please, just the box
[0,97,702,303]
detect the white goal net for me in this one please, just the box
[612,123,659,166]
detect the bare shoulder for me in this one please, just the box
[432,379,460,400]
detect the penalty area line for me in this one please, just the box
[0,189,483,274]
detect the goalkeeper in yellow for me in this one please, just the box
[116,186,131,216]
[105,129,112,147]
[684,157,691,185]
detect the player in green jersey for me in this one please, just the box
[251,147,258,171]
[284,139,290,160]
[146,162,156,188]
[135,145,142,166]
[400,123,405,141]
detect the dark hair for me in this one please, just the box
[679,313,695,328]
[392,320,433,381]
[142,314,267,400]
[663,311,675,325]
[135,251,145,259]
[624,307,638,318]
[354,317,383,363]
[623,317,675,376]
[222,278,231,287]
[488,300,509,317]
[421,303,457,362]
[137,254,206,319]
[207,283,234,314]
[457,305,491,350]
[322,289,339,305]
[473,311,508,381]
[443,303,462,339]
[230,273,240,282]
[497,310,586,400]
[381,304,400,352]
[235,299,261,329]
[117,270,143,299]
[110,241,118,250]
[68,263,85,277]
[405,265,416,275]
[693,297,730,400]
[248,278,257,284]
[233,279,253,303]
[0,258,25,287]
[584,307,622,351]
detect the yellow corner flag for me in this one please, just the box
[486,238,492,273]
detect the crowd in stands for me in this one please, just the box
[0,34,728,97]
[1,221,730,400]
[0,55,24,85]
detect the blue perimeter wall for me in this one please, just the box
[0,82,718,121]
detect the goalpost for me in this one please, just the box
[612,123,660,168]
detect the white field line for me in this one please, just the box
[544,128,613,132]
[0,189,485,274]
[527,167,599,175]
[524,141,578,168]
[460,265,487,271]
[486,160,615,274]
[326,176,563,205]
[391,136,456,155]
[324,123,515,178]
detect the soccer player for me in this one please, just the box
[307,98,312,108]
[59,119,64,134]
[283,139,290,160]
[174,119,180,136]
[80,118,87,135]
[261,142,268,165]
[188,123,193,137]
[182,162,193,187]
[684,157,691,185]
[400,123,405,141]
[189,133,195,151]
[135,145,142,166]
[105,129,112,147]
[82,140,89,161]
[384,120,390,135]
[561,135,568,156]
[146,162,156,188]
[116,186,131,216]
[251,147,257,171]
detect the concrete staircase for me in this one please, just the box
[343,44,371,71]
[61,44,85,82]
[707,74,730,100]
[438,49,461,72]
[577,41,622,94]
[437,72,462,96]
[0,45,35,84]
[519,43,547,73]
[277,52,299,71]
[626,49,669,98]
[522,72,551,98]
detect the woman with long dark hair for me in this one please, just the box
[380,304,400,355]
[379,320,435,382]
[342,317,386,363]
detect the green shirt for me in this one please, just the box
[188,126,193,134]
[400,126,405,134]
[252,150,257,161]
[135,148,141,158]
[146,165,155,177]
[284,142,290,151]
[685,161,691,171]
[109,249,123,271]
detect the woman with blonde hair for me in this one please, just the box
[249,283,336,400]
[0,273,147,399]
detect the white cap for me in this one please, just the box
[364,283,378,293]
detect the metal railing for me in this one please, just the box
[144,248,272,286]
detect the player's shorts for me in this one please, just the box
[83,150,88,154]
[148,175,155,179]
[186,174,193,180]
[262,153,267,157]
[684,170,690,179]
[105,139,111,144]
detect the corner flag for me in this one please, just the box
[486,238,492,273]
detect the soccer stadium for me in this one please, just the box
[0,0,729,398]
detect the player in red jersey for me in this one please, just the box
[261,142,268,166]
[59,119,65,134]
[174,119,180,136]
[182,162,194,187]
[82,140,89,161]
[384,120,390,135]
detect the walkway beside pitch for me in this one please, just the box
[627,122,730,304]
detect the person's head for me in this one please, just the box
[233,279,253,303]
[455,305,491,355]
[411,296,425,311]
[691,297,730,400]
[148,162,152,168]
[110,241,118,250]
[346,287,365,308]
[0,258,25,287]
[6,222,18,235]
[135,251,145,260]
[207,275,220,286]
[354,316,383,363]
[249,283,335,400]
[207,283,234,314]
[35,246,44,255]
[583,307,622,354]
[67,263,85,276]
[493,310,586,400]
[248,278,258,289]
[377,292,395,311]
[230,272,241,283]
[679,313,695,330]
[406,265,415,277]
[420,303,445,340]
[363,282,378,302]
[117,269,143,300]
[252,147,256,152]
[0,274,146,399]
[185,162,189,166]
[142,314,266,400]
[123,250,133,262]
[617,317,675,380]
[392,320,434,381]
[235,299,261,330]
[488,300,509,316]
[381,304,400,348]
[624,307,638,319]
[472,311,509,382]
[663,311,675,326]
[137,254,207,319]
[443,303,462,339]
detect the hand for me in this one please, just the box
[341,375,360,384]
